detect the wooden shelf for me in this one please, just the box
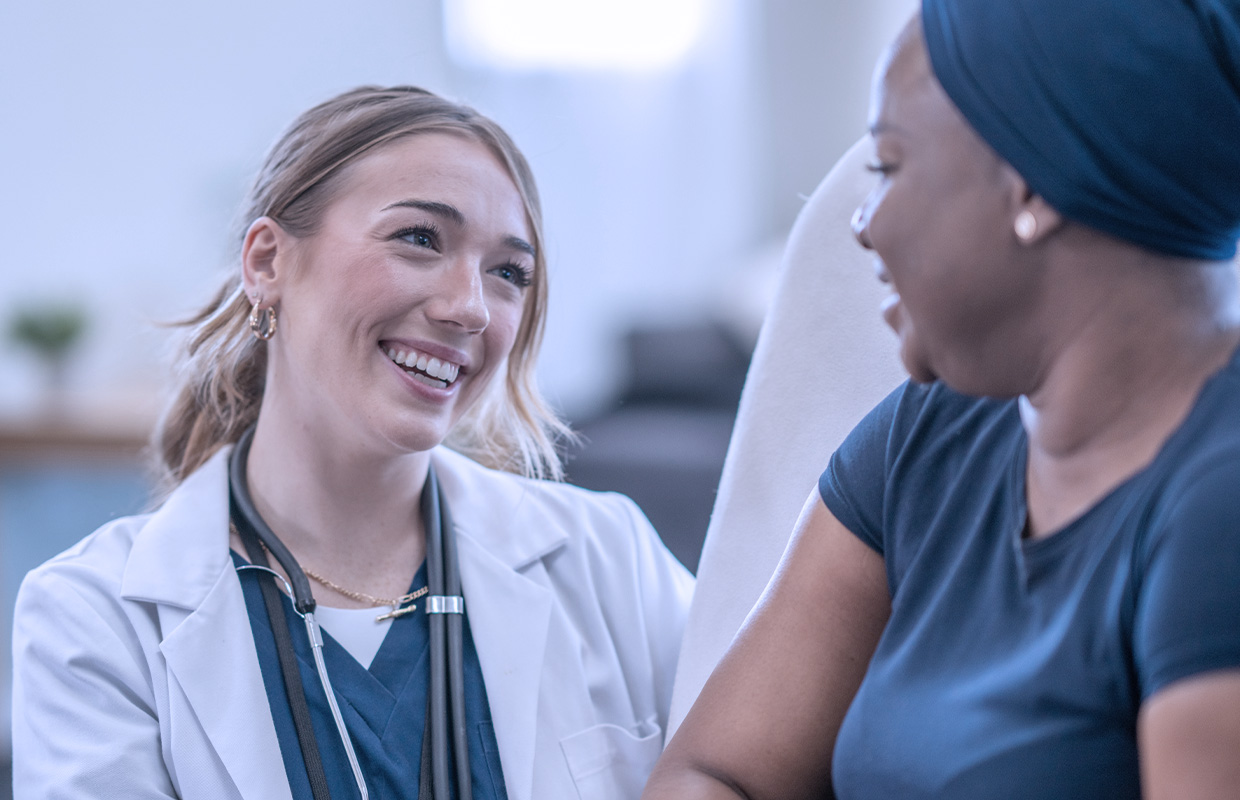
[0,403,155,463]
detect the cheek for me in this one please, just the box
[484,316,523,371]
[867,188,935,277]
[486,291,529,353]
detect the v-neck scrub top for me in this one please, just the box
[819,347,1240,798]
[234,555,508,799]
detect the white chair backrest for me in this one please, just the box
[667,137,907,736]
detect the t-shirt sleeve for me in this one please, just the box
[1134,455,1240,700]
[818,383,910,554]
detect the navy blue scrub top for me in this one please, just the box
[233,553,508,799]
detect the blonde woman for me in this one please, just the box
[13,86,692,800]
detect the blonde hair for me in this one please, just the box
[153,86,570,492]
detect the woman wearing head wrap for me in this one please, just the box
[643,1,1240,798]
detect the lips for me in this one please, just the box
[880,291,902,333]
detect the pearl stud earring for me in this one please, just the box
[1014,210,1038,242]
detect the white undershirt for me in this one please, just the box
[312,605,394,669]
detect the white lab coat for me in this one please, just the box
[11,446,693,800]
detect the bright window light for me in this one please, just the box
[443,0,710,71]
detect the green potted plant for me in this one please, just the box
[8,302,89,399]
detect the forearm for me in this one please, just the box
[644,743,837,800]
[642,762,750,799]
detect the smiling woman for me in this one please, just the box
[643,1,1240,798]
[163,88,561,487]
[240,133,536,464]
[10,87,693,800]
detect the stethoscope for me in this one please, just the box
[229,424,472,800]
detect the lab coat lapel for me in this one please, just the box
[122,448,291,800]
[457,534,551,800]
[159,564,292,800]
[433,448,566,800]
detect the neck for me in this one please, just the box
[242,402,430,591]
[1019,246,1240,536]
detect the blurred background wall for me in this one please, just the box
[0,0,915,780]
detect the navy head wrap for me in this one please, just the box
[921,0,1240,260]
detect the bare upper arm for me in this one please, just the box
[1139,669,1240,800]
[643,492,890,800]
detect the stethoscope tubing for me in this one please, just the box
[441,490,472,800]
[306,610,368,799]
[229,424,470,800]
[425,474,449,800]
[230,426,369,799]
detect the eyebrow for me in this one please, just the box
[868,120,906,137]
[504,235,536,258]
[384,199,536,258]
[382,199,466,226]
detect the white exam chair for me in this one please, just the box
[666,138,907,737]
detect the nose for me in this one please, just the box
[851,205,875,250]
[431,259,490,332]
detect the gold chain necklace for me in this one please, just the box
[231,521,427,621]
[303,567,428,612]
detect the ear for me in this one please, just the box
[1008,173,1064,246]
[241,217,293,305]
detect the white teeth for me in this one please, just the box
[410,372,446,388]
[384,345,461,385]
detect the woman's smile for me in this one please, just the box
[382,342,465,388]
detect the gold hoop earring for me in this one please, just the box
[249,302,277,340]
[1014,210,1038,242]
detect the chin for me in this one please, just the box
[922,362,1033,400]
[898,340,939,385]
[374,418,451,456]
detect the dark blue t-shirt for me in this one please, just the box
[819,350,1240,799]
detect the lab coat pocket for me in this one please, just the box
[558,715,663,800]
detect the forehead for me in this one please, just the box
[870,22,939,130]
[870,23,1006,174]
[328,132,532,238]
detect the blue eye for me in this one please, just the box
[394,225,440,250]
[491,262,533,288]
